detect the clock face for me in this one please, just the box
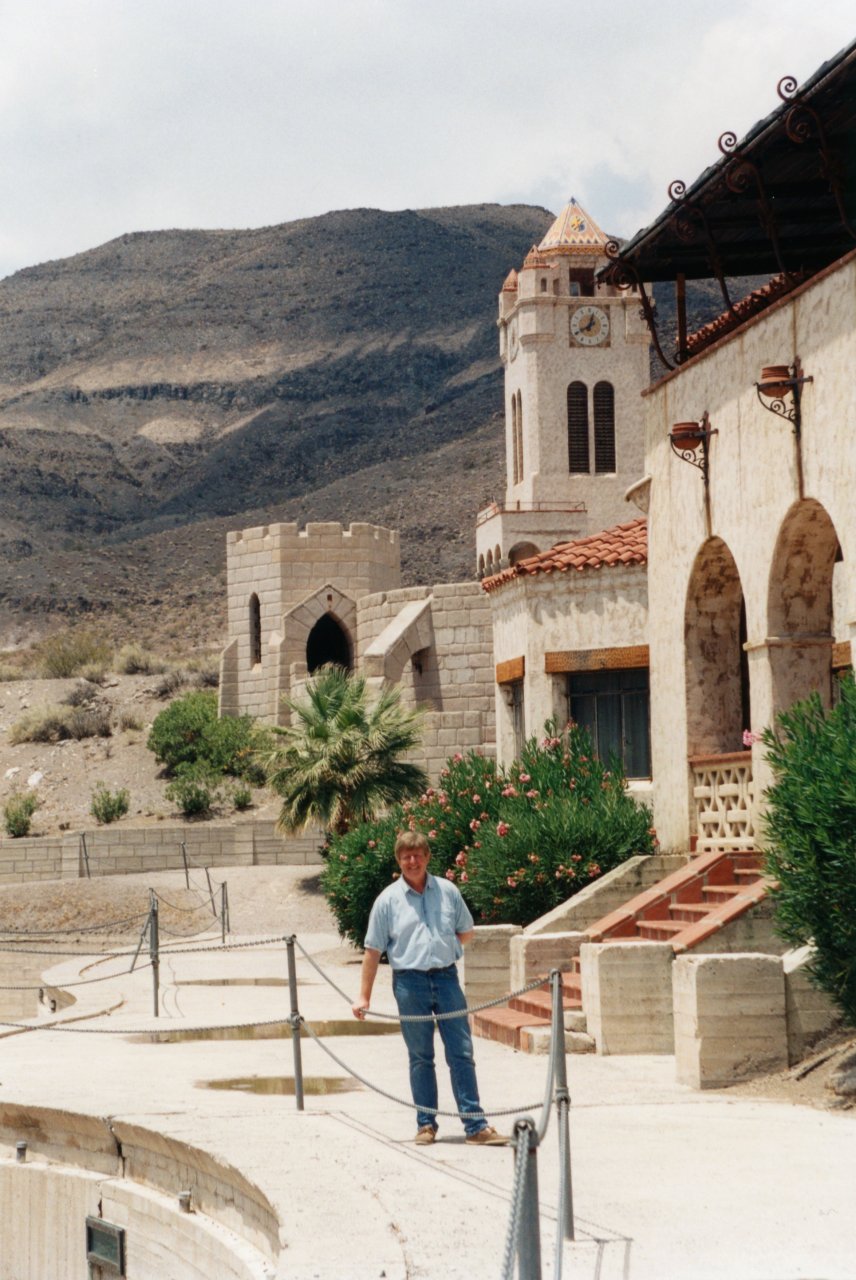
[570,304,610,346]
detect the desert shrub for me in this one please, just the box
[166,766,222,818]
[66,706,112,739]
[9,704,112,744]
[147,689,268,781]
[190,662,220,688]
[62,681,98,707]
[152,670,187,699]
[232,783,253,811]
[3,790,39,837]
[118,710,143,732]
[761,675,856,1025]
[79,661,109,684]
[90,783,130,825]
[38,630,112,679]
[0,664,26,682]
[116,644,169,675]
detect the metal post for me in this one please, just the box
[515,1118,542,1280]
[220,883,227,945]
[180,841,189,889]
[222,882,230,935]
[285,936,304,1111]
[149,891,160,1018]
[80,832,91,879]
[551,970,575,1243]
[129,908,150,973]
[204,867,217,916]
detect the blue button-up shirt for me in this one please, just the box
[364,873,474,971]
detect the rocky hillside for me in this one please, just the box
[0,204,555,651]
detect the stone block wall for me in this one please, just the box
[673,953,788,1088]
[580,940,675,1054]
[464,925,522,1006]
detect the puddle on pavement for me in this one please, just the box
[174,978,288,988]
[200,1075,359,1096]
[135,1019,399,1044]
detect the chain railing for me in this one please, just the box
[0,926,576,1276]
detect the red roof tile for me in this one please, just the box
[482,518,647,593]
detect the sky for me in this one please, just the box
[0,0,853,280]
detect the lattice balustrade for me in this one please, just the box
[690,752,755,852]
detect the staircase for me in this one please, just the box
[473,850,771,1052]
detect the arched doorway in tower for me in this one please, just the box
[767,499,840,715]
[685,537,749,756]
[306,613,352,673]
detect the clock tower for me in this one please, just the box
[477,198,650,578]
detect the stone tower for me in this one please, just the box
[477,198,650,577]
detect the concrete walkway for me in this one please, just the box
[0,917,853,1279]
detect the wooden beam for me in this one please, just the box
[495,656,525,685]
[545,645,649,674]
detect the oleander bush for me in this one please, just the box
[322,723,655,946]
[3,790,39,838]
[90,783,130,825]
[761,674,856,1025]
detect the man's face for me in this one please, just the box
[396,845,430,883]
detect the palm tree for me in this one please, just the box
[264,666,427,836]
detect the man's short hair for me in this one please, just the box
[394,830,430,858]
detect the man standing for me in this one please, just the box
[352,830,507,1146]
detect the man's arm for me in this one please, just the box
[456,929,474,945]
[352,947,381,1020]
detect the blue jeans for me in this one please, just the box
[392,965,486,1137]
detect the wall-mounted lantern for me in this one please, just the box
[669,411,717,486]
[756,357,812,439]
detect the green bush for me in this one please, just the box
[321,725,655,946]
[90,783,130,825]
[232,783,253,812]
[165,766,223,818]
[3,790,39,837]
[761,674,856,1025]
[147,690,267,781]
[38,630,112,679]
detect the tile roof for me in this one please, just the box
[501,268,519,292]
[538,197,608,255]
[482,518,647,593]
[521,245,552,270]
[685,270,810,356]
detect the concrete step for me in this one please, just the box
[669,902,713,922]
[564,1009,588,1033]
[521,1025,595,1054]
[511,989,582,1018]
[702,884,746,903]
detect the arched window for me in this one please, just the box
[248,594,261,667]
[511,394,519,486]
[593,381,616,473]
[306,614,351,672]
[567,381,589,474]
[515,391,524,484]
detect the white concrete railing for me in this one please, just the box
[689,751,755,852]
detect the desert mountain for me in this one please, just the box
[0,204,557,651]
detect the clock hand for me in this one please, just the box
[583,316,596,332]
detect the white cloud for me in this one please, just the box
[0,0,852,276]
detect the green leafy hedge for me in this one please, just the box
[147,690,268,782]
[762,674,856,1025]
[321,724,655,947]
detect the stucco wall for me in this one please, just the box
[645,252,856,850]
[489,563,648,762]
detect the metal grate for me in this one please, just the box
[593,380,616,473]
[567,381,589,473]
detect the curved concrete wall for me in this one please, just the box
[0,1105,278,1280]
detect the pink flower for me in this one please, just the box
[472,794,481,804]
[469,818,481,832]
[743,729,762,746]
[589,863,601,876]
[506,877,517,888]
[496,821,510,838]
[445,869,456,881]
[571,854,582,862]
[453,753,463,763]
[460,872,469,883]
[519,773,531,783]
[455,851,468,867]
[473,841,481,848]
[367,840,376,848]
[428,830,437,839]
[526,789,538,799]
[528,853,539,864]
[501,785,517,798]
[339,854,347,862]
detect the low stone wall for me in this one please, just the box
[784,946,840,1064]
[526,854,686,935]
[580,941,675,1055]
[0,1104,278,1279]
[464,925,522,1005]
[0,820,322,884]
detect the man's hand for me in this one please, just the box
[352,996,370,1021]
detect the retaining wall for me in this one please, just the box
[0,820,322,885]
